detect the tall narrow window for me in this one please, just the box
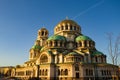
[64,69,68,75]
[39,70,41,75]
[61,69,64,75]
[58,69,60,75]
[61,26,63,30]
[84,41,87,47]
[86,69,88,76]
[75,64,79,71]
[45,69,48,75]
[74,26,76,30]
[95,57,98,62]
[65,24,68,30]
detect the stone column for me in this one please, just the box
[68,24,70,30]
[58,41,61,47]
[81,41,84,47]
[52,41,55,47]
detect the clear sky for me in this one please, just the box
[0,0,120,66]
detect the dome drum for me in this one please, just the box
[76,35,95,49]
[46,40,66,49]
[38,28,49,38]
[46,35,66,49]
[54,20,81,35]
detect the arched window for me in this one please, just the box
[64,69,68,75]
[84,41,87,47]
[41,31,44,36]
[79,42,82,47]
[58,69,60,75]
[49,41,52,47]
[40,54,48,63]
[86,69,88,76]
[65,24,68,30]
[61,69,64,75]
[74,26,76,30]
[54,41,57,46]
[39,70,41,75]
[42,69,44,75]
[60,41,62,47]
[75,64,79,71]
[95,57,98,62]
[101,56,104,63]
[61,26,63,30]
[70,25,72,30]
[45,69,48,75]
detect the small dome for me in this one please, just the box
[76,35,92,42]
[32,45,41,50]
[47,35,66,41]
[39,27,48,31]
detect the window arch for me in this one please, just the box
[39,70,41,75]
[70,25,72,30]
[79,42,82,47]
[61,26,63,30]
[75,64,79,71]
[64,69,68,75]
[84,41,87,47]
[61,69,64,75]
[65,24,68,30]
[42,69,44,75]
[45,69,48,75]
[40,54,48,63]
[74,26,76,30]
[58,69,60,75]
[95,56,98,62]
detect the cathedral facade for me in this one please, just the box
[0,19,119,80]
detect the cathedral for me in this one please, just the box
[0,19,119,80]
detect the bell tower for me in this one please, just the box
[37,27,49,46]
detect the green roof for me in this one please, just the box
[47,35,66,41]
[32,45,41,50]
[92,51,104,56]
[76,35,92,42]
[66,52,81,56]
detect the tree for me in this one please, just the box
[107,33,120,65]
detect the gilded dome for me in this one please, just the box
[47,35,66,41]
[76,35,92,42]
[58,19,78,25]
[54,19,81,35]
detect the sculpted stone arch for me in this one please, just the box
[40,54,48,63]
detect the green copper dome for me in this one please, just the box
[66,52,81,56]
[76,35,92,42]
[92,51,103,56]
[47,35,66,41]
[32,45,41,50]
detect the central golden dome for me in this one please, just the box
[58,19,78,25]
[54,19,81,35]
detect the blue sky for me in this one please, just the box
[0,0,120,66]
